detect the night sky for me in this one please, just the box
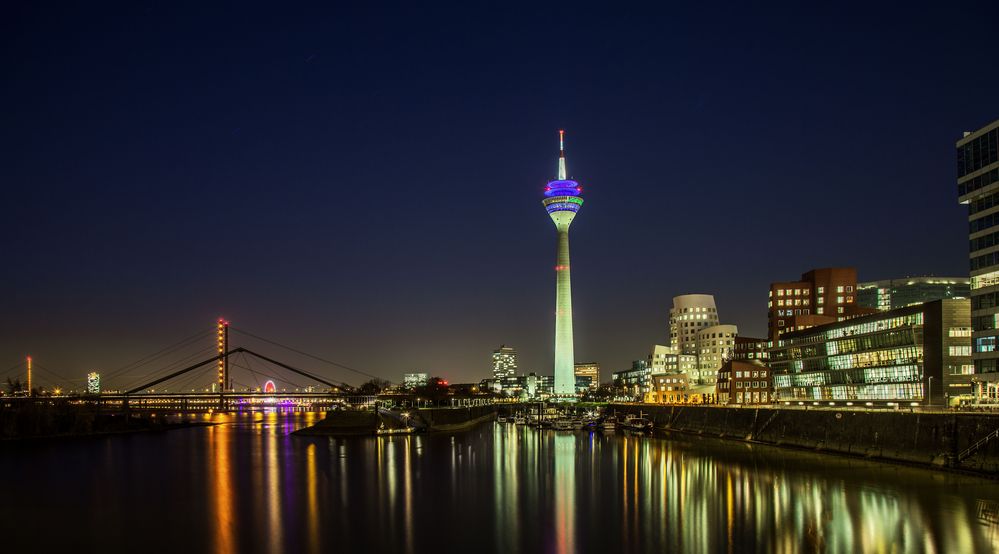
[3,3,998,389]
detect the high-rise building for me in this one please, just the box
[491,345,517,391]
[542,130,584,400]
[573,362,600,391]
[694,324,737,384]
[957,119,999,376]
[857,277,970,311]
[86,372,100,395]
[668,294,719,355]
[769,299,972,406]
[403,372,428,389]
[767,267,875,341]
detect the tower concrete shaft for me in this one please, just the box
[553,226,575,397]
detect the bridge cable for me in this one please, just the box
[230,327,381,380]
[120,346,217,390]
[230,359,305,390]
[102,330,213,382]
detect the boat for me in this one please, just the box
[619,414,652,432]
[514,415,527,425]
[497,415,508,423]
[600,419,616,431]
[552,418,574,431]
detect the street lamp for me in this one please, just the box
[928,376,934,407]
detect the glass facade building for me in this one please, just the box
[857,277,970,311]
[769,299,972,405]
[958,119,999,375]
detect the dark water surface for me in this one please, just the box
[2,412,998,553]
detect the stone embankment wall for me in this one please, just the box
[295,405,497,436]
[610,404,999,474]
[419,405,497,431]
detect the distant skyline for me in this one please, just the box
[2,4,997,387]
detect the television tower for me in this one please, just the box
[542,130,583,400]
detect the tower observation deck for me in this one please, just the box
[542,130,583,400]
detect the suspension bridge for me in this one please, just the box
[0,319,384,412]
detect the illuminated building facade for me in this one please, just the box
[767,267,876,341]
[668,294,719,355]
[86,372,100,394]
[857,277,970,311]
[715,360,772,405]
[573,362,600,391]
[957,119,999,376]
[403,372,428,389]
[647,344,697,375]
[694,324,737,384]
[542,130,583,400]
[491,345,517,392]
[732,336,768,362]
[613,360,651,397]
[769,299,972,405]
[646,373,689,404]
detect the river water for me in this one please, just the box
[2,412,998,553]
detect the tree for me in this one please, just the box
[5,377,23,395]
[358,378,391,395]
[413,376,450,405]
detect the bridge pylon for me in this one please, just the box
[217,318,229,392]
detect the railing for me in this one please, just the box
[958,427,999,462]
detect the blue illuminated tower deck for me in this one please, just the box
[543,130,583,400]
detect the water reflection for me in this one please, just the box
[2,414,999,553]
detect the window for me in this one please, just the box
[837,286,845,293]
[846,286,853,292]
[951,345,973,356]
[837,307,844,314]
[837,296,845,303]
[949,327,972,337]
[818,296,824,304]
[846,296,853,303]
[777,289,784,296]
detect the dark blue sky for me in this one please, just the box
[2,3,997,389]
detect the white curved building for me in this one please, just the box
[669,294,720,355]
[695,324,738,384]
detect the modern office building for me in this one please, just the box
[86,372,100,395]
[857,277,970,311]
[769,299,972,406]
[542,130,584,399]
[693,324,737,384]
[613,360,651,397]
[767,267,876,341]
[403,372,429,389]
[715,359,772,405]
[958,119,999,377]
[491,345,517,392]
[573,362,600,390]
[669,294,720,355]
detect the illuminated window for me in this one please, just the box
[837,307,844,313]
[846,286,853,292]
[817,287,825,294]
[950,345,973,356]
[818,297,824,304]
[949,327,972,337]
[837,286,845,293]
[846,296,853,303]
